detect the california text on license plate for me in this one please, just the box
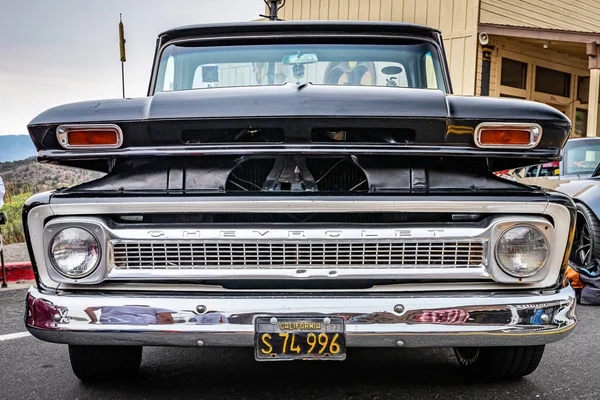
[255,317,346,361]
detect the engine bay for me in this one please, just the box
[67,155,527,194]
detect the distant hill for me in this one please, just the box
[0,158,103,196]
[0,135,36,162]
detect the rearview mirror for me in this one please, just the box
[381,66,404,75]
[282,53,319,65]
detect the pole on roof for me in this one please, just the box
[119,13,127,98]
[260,0,285,21]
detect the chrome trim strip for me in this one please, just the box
[105,226,490,240]
[107,267,491,281]
[38,143,557,161]
[27,198,571,291]
[45,198,550,214]
[26,285,577,348]
[56,124,124,150]
[474,122,543,149]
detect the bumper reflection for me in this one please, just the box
[85,306,175,325]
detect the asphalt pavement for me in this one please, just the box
[1,286,599,400]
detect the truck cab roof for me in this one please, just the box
[158,21,441,43]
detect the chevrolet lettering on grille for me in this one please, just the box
[145,228,448,240]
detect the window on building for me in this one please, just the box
[575,108,588,137]
[500,94,526,99]
[494,50,586,138]
[500,58,527,89]
[535,66,571,97]
[578,76,590,103]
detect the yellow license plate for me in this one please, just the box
[255,317,346,361]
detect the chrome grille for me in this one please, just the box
[110,240,486,270]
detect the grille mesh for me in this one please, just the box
[111,241,485,270]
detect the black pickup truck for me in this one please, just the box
[24,21,576,381]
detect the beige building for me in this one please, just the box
[272,0,600,137]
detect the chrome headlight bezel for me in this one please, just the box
[494,224,549,278]
[48,227,101,279]
[489,219,554,283]
[43,219,108,283]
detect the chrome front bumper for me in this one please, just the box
[26,286,577,348]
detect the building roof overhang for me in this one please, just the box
[479,23,600,44]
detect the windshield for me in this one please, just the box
[564,140,600,175]
[154,43,446,93]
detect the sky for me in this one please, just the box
[0,0,264,135]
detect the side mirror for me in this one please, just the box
[0,212,7,226]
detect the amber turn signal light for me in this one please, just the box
[56,124,123,149]
[479,129,530,145]
[474,123,542,149]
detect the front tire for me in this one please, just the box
[69,345,142,381]
[453,345,545,379]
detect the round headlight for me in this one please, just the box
[49,227,100,278]
[496,225,548,278]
